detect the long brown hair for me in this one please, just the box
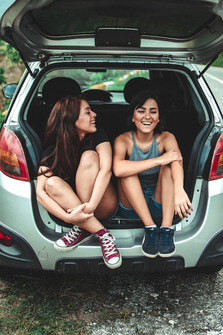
[40,96,92,180]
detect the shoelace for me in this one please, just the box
[98,233,118,258]
[64,226,81,243]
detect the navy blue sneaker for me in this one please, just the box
[141,226,159,258]
[159,227,176,257]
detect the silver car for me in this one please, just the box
[0,0,223,274]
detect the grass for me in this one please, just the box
[0,268,131,335]
[0,272,86,334]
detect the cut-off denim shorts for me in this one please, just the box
[118,187,162,221]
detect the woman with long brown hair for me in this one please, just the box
[36,96,121,269]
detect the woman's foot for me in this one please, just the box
[54,225,92,251]
[158,227,176,257]
[96,228,122,269]
[141,226,159,258]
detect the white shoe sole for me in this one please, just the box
[141,247,158,258]
[158,249,176,257]
[103,254,122,269]
[54,234,92,252]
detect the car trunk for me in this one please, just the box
[22,61,212,235]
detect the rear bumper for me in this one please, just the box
[1,175,223,273]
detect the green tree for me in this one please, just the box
[5,44,24,70]
[0,67,6,85]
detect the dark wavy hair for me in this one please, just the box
[39,96,92,180]
[127,90,163,134]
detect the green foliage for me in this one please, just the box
[86,69,149,90]
[86,69,123,88]
[0,112,5,127]
[213,52,223,67]
[0,67,6,85]
[5,44,23,68]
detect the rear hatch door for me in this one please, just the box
[0,0,223,63]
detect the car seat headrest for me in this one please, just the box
[81,89,113,102]
[42,77,81,105]
[124,77,153,103]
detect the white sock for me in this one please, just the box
[160,226,174,230]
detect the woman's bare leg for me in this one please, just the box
[154,165,175,227]
[45,176,103,233]
[119,175,155,226]
[75,151,99,204]
[76,150,118,220]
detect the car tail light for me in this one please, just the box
[209,134,223,180]
[0,126,30,181]
[0,232,13,246]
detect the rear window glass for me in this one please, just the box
[29,0,216,38]
[40,69,150,92]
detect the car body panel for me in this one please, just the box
[0,0,223,63]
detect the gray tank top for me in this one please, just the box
[129,131,161,189]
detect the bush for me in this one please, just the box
[0,67,6,85]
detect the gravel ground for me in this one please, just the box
[82,269,223,335]
[1,266,223,334]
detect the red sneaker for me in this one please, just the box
[96,228,122,269]
[54,225,92,251]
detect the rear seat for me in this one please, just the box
[89,102,129,143]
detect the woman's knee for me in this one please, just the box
[45,176,64,196]
[79,150,99,171]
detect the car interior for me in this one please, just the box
[25,67,207,227]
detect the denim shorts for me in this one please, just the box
[118,187,162,221]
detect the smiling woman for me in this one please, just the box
[36,96,122,269]
[113,90,192,258]
[75,100,97,140]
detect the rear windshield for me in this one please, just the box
[40,69,150,92]
[29,0,216,39]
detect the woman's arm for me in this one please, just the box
[113,134,182,178]
[163,132,193,218]
[83,142,113,214]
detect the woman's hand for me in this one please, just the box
[159,150,183,166]
[66,203,93,224]
[82,203,95,215]
[174,186,193,219]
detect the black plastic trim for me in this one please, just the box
[196,229,223,268]
[56,256,185,274]
[0,224,42,270]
